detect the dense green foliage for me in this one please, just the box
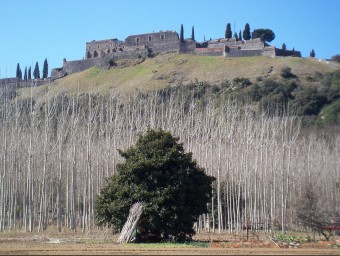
[16,63,22,79]
[180,24,184,43]
[310,49,315,57]
[24,67,27,81]
[155,69,340,125]
[33,61,40,79]
[96,129,214,242]
[191,26,195,41]
[225,23,232,39]
[243,23,251,40]
[252,28,275,42]
[42,58,48,79]
[28,66,31,80]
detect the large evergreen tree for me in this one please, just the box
[243,23,251,40]
[225,23,232,39]
[24,67,27,81]
[252,28,275,42]
[239,30,242,41]
[310,49,316,57]
[16,63,22,79]
[191,26,195,41]
[33,62,40,79]
[180,24,184,43]
[96,129,214,242]
[28,66,31,80]
[42,58,48,79]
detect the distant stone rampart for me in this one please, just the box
[0,77,50,87]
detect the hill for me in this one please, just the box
[17,54,338,100]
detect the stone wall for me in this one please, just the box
[0,77,50,87]
[262,47,276,57]
[275,48,302,57]
[51,49,149,80]
[238,39,264,50]
[179,40,196,53]
[86,39,122,59]
[125,31,179,54]
[195,47,224,56]
[225,47,264,57]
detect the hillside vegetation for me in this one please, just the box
[17,53,338,99]
[15,54,340,126]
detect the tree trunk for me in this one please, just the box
[117,202,143,243]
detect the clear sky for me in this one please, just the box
[1,0,339,78]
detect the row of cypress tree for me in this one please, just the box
[180,23,266,43]
[16,58,48,80]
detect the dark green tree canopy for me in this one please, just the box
[180,24,184,43]
[238,30,242,41]
[24,67,27,81]
[16,63,22,80]
[42,58,48,79]
[225,23,232,39]
[33,61,40,79]
[243,23,251,40]
[310,49,316,57]
[96,129,214,242]
[252,28,275,42]
[191,26,195,41]
[28,66,31,80]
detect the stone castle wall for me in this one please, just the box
[86,39,122,59]
[51,30,301,80]
[0,77,50,87]
[179,40,196,53]
[125,31,179,54]
[52,49,149,80]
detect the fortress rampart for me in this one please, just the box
[51,30,301,80]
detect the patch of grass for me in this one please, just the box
[273,234,310,243]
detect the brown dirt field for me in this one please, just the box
[0,230,339,255]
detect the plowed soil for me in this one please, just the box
[0,230,339,255]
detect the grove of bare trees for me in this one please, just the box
[0,85,339,235]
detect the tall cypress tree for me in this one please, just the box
[24,67,28,81]
[28,66,31,80]
[310,49,315,58]
[243,23,251,40]
[180,24,184,43]
[16,63,21,79]
[33,61,40,79]
[225,23,232,39]
[239,30,242,41]
[42,58,48,79]
[191,26,195,41]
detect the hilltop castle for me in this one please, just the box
[51,30,301,80]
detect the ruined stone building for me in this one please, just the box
[51,29,301,80]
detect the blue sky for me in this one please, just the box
[0,0,339,78]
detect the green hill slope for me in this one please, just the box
[17,53,338,100]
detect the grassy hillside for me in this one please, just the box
[17,53,338,100]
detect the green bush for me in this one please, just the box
[95,129,214,242]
